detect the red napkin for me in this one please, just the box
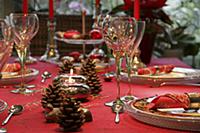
[147,94,190,110]
[137,64,175,75]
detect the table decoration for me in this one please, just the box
[80,58,102,94]
[131,49,146,72]
[126,93,200,131]
[58,98,85,132]
[59,57,76,74]
[40,0,60,62]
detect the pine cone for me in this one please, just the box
[59,59,75,74]
[80,58,102,94]
[80,58,96,76]
[58,98,85,131]
[86,72,102,94]
[41,84,63,109]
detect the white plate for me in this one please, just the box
[0,68,39,85]
[126,98,200,131]
[120,67,200,85]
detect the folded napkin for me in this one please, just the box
[138,64,175,75]
[147,93,190,110]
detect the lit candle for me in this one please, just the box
[68,69,74,83]
[23,0,28,15]
[134,0,140,20]
[49,0,54,20]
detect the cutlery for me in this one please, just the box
[111,100,124,124]
[14,84,35,89]
[2,105,23,126]
[0,128,6,133]
[152,82,200,87]
[41,71,52,83]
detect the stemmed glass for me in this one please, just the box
[0,20,14,72]
[124,21,146,101]
[102,16,137,106]
[10,13,39,94]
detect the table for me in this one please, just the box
[0,58,198,133]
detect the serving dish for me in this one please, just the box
[54,36,104,45]
[126,97,200,131]
[0,68,39,85]
[120,67,200,85]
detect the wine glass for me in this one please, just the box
[10,13,39,94]
[102,16,137,105]
[124,21,146,102]
[0,19,14,72]
[26,13,39,64]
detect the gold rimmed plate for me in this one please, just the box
[120,67,200,85]
[126,97,200,131]
[0,68,39,85]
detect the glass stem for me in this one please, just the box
[115,53,121,99]
[16,46,27,92]
[126,54,132,96]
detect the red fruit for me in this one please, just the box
[69,51,81,58]
[89,54,103,60]
[89,29,102,39]
[2,63,21,72]
[64,30,81,39]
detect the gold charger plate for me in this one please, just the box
[0,68,39,85]
[120,67,200,85]
[126,97,200,131]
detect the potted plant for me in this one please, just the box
[154,23,200,66]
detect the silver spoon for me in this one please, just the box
[111,100,124,124]
[2,105,23,126]
[0,128,7,133]
[41,71,52,83]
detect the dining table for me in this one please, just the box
[0,57,199,133]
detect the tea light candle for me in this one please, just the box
[49,0,54,20]
[69,69,74,83]
[134,0,140,20]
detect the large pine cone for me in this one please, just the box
[58,98,85,131]
[41,84,63,109]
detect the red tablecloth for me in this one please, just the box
[0,58,199,133]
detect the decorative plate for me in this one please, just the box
[126,97,200,131]
[0,68,39,85]
[54,36,104,45]
[0,99,7,113]
[120,67,200,85]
